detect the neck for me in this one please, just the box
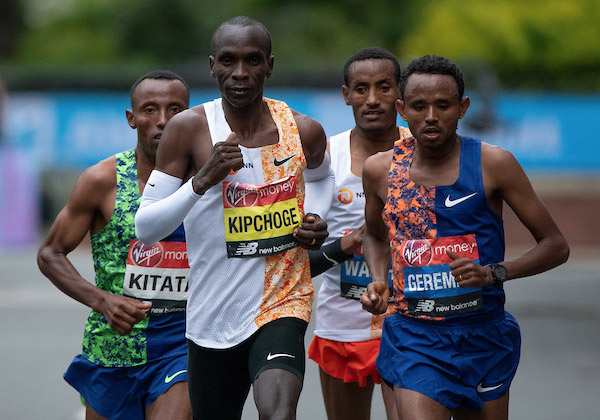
[222,96,267,136]
[416,134,460,163]
[134,148,155,184]
[351,125,399,155]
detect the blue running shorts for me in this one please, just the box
[64,353,187,420]
[376,311,521,410]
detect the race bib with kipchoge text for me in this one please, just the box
[223,176,301,258]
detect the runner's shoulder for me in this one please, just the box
[481,141,520,174]
[295,112,324,134]
[69,156,117,208]
[167,105,208,132]
[364,149,393,178]
[79,155,117,192]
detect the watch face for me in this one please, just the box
[492,264,508,282]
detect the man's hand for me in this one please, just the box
[360,281,390,315]
[97,293,151,335]
[340,224,366,255]
[446,250,495,288]
[294,213,328,250]
[192,132,243,195]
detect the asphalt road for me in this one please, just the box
[1,245,598,420]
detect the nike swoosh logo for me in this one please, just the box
[165,369,187,383]
[476,382,503,393]
[147,183,155,187]
[266,352,295,361]
[445,192,477,207]
[273,154,297,166]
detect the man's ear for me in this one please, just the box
[342,85,351,105]
[459,96,470,119]
[266,55,274,78]
[396,99,407,122]
[126,110,136,129]
[209,55,215,78]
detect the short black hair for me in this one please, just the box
[343,47,401,86]
[400,55,465,99]
[211,16,272,57]
[130,70,190,106]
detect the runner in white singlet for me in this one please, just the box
[134,17,333,420]
[307,47,410,420]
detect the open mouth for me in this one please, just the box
[363,110,384,119]
[422,127,441,139]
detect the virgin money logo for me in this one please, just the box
[337,188,353,204]
[403,239,433,267]
[131,241,163,267]
[225,182,259,207]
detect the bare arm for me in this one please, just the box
[360,151,393,314]
[37,160,150,335]
[295,111,327,169]
[449,144,570,287]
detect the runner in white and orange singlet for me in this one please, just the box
[134,16,333,420]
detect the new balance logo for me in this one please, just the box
[234,242,259,256]
[414,299,435,312]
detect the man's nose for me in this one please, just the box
[157,109,168,128]
[366,89,379,106]
[232,61,248,79]
[425,106,437,121]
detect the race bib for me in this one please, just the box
[123,240,189,316]
[340,231,393,301]
[400,235,483,316]
[223,176,301,258]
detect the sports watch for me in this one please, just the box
[487,263,508,284]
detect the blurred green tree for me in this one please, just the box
[4,0,600,90]
[398,0,600,90]
[0,0,26,58]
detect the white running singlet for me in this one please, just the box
[313,128,409,342]
[184,98,313,349]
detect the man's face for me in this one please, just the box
[126,78,189,162]
[209,25,273,109]
[343,59,399,136]
[398,73,469,149]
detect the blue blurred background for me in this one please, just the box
[1,3,599,420]
[1,0,599,251]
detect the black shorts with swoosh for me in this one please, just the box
[187,317,308,419]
